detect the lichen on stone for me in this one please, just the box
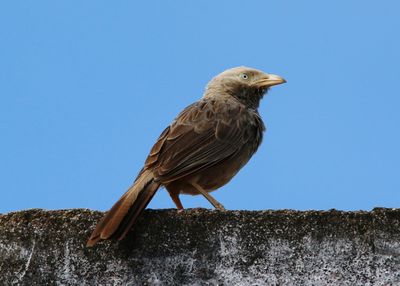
[0,208,399,285]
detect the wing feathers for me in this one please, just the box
[145,99,255,183]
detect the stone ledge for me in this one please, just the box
[0,208,399,285]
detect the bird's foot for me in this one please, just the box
[214,202,225,211]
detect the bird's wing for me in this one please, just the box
[143,99,258,183]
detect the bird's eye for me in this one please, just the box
[240,73,249,80]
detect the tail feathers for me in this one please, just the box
[87,170,160,247]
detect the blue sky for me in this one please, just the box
[1,1,399,214]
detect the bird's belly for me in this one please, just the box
[167,145,254,195]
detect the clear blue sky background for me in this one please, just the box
[1,1,399,214]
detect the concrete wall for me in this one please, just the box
[0,208,399,285]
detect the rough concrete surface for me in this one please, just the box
[0,208,399,285]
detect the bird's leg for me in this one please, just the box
[168,191,184,210]
[191,182,225,211]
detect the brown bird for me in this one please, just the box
[87,66,286,247]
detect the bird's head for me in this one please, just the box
[204,66,286,109]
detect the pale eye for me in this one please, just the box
[240,73,249,80]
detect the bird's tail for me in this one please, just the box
[86,170,160,247]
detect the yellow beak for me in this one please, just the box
[254,74,286,88]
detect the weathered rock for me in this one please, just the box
[0,208,399,285]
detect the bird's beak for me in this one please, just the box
[253,74,286,88]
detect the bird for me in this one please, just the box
[87,66,286,247]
